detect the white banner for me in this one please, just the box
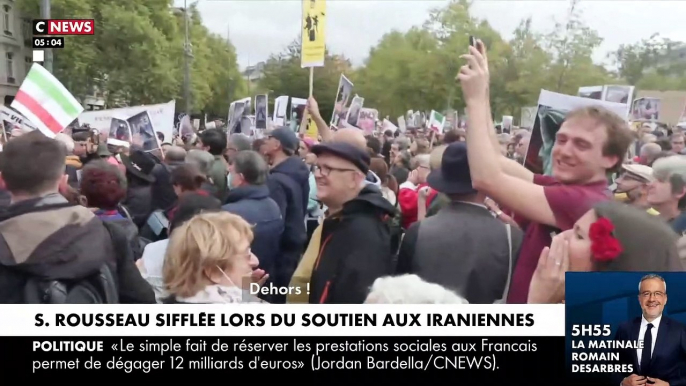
[78,101,176,143]
[0,305,565,337]
[1,105,38,132]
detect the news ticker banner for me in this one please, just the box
[0,305,566,384]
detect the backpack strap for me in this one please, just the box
[498,224,513,303]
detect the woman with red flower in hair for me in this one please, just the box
[528,201,684,303]
[80,160,145,260]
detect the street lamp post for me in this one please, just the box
[183,0,193,117]
[41,0,53,73]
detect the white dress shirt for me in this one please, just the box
[637,314,661,365]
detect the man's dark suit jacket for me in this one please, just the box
[614,316,686,386]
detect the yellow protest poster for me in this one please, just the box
[301,0,326,68]
[305,116,318,139]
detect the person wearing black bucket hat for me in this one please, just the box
[396,142,524,304]
[303,141,396,304]
[121,150,156,229]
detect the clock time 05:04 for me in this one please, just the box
[32,37,65,49]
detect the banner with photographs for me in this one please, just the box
[631,97,661,121]
[79,100,175,143]
[290,97,307,132]
[331,74,354,128]
[524,90,628,176]
[427,110,446,133]
[345,96,364,128]
[108,116,133,147]
[1,105,38,142]
[357,108,378,134]
[273,96,289,127]
[577,86,603,100]
[255,94,268,130]
[127,111,161,152]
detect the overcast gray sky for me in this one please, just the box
[182,0,686,70]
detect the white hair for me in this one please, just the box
[364,275,469,304]
[639,274,666,293]
[54,133,75,153]
[414,154,431,168]
[652,155,686,182]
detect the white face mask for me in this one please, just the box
[216,265,251,302]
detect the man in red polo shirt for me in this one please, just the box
[457,41,633,303]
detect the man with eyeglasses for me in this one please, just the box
[305,141,396,304]
[614,274,686,386]
[614,164,659,215]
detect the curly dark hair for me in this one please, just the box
[80,160,127,210]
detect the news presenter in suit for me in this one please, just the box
[615,274,686,386]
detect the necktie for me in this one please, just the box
[640,323,654,376]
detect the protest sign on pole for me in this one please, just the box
[357,108,378,135]
[127,111,161,152]
[345,96,364,128]
[255,94,268,130]
[108,117,132,147]
[301,0,327,69]
[330,74,354,128]
[11,63,83,138]
[301,0,327,137]
[631,97,661,121]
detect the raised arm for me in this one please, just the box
[306,97,333,142]
[458,42,556,227]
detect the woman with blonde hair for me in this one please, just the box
[163,211,268,303]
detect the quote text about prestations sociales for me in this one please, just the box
[34,313,536,328]
[31,338,539,373]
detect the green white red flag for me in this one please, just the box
[10,63,83,138]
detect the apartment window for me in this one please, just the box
[6,52,14,79]
[2,5,11,36]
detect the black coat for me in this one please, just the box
[223,185,284,280]
[151,161,184,211]
[266,156,310,295]
[309,186,396,304]
[123,181,153,229]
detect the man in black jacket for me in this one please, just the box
[0,132,155,304]
[264,128,310,303]
[308,142,395,304]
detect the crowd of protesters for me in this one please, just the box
[0,41,683,305]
